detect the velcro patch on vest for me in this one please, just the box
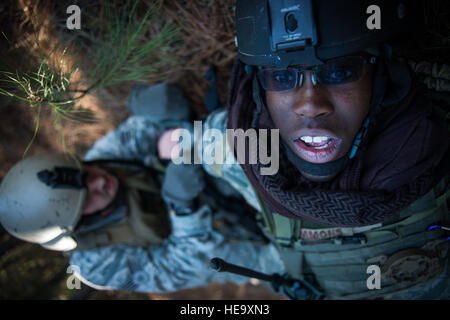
[300,223,382,240]
[300,227,352,240]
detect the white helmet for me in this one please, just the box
[0,154,87,251]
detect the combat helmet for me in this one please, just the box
[235,0,421,177]
[0,154,87,251]
[236,0,419,68]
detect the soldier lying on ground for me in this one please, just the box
[0,83,285,293]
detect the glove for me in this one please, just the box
[161,162,205,209]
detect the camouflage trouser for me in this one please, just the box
[126,82,262,239]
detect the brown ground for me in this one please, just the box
[1,0,447,301]
[0,0,285,300]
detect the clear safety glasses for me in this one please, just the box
[257,56,376,92]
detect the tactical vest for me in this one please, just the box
[249,98,450,299]
[73,168,171,251]
[254,173,450,299]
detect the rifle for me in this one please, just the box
[210,257,325,300]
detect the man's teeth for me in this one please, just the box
[299,136,333,149]
[300,136,329,144]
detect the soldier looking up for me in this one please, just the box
[196,0,450,299]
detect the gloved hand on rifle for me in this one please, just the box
[161,162,205,215]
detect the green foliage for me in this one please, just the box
[88,0,180,87]
[0,0,180,154]
[0,47,95,154]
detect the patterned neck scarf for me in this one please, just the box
[227,58,448,227]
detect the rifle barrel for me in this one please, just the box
[210,257,274,282]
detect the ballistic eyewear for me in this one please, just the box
[258,55,376,92]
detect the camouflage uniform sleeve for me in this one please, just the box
[84,116,164,167]
[69,205,284,293]
[196,109,262,211]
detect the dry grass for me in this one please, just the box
[158,0,237,115]
[0,0,237,161]
[2,0,447,300]
[0,0,284,300]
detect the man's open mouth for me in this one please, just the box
[292,134,342,163]
[299,136,334,149]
